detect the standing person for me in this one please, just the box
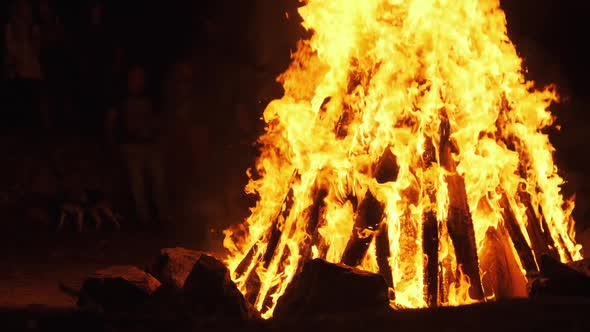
[4,0,43,130]
[105,65,166,229]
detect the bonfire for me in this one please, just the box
[224,0,582,318]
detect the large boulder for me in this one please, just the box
[273,259,391,321]
[182,254,259,320]
[148,247,203,288]
[78,265,161,312]
[569,258,590,277]
[530,255,590,298]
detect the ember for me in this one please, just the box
[224,0,583,318]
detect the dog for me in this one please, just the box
[56,189,121,232]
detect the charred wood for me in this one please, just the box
[439,110,484,301]
[374,147,399,184]
[423,210,439,306]
[375,222,394,288]
[479,227,528,299]
[261,247,292,313]
[518,187,560,262]
[341,190,385,267]
[499,193,538,274]
[263,188,295,268]
[234,243,258,280]
[241,184,296,303]
[299,187,329,270]
[504,131,561,263]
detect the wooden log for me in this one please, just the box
[503,133,561,262]
[234,243,259,279]
[298,187,329,270]
[499,193,538,274]
[537,205,573,262]
[242,184,297,303]
[423,210,439,307]
[479,226,528,299]
[245,271,262,305]
[518,187,560,262]
[375,222,394,288]
[439,243,456,304]
[374,146,399,184]
[261,246,292,313]
[341,190,385,267]
[439,111,484,301]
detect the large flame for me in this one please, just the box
[224,0,582,318]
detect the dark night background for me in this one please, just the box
[0,0,589,311]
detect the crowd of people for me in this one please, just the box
[1,0,297,241]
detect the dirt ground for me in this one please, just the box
[0,230,222,309]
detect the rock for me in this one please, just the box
[78,265,161,312]
[273,259,390,321]
[577,228,590,257]
[143,283,188,319]
[182,254,259,320]
[148,247,203,288]
[569,258,590,277]
[530,255,590,298]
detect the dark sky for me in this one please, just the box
[501,1,590,96]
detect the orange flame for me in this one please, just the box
[224,0,582,318]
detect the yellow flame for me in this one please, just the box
[224,0,582,317]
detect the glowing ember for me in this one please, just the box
[223,0,582,318]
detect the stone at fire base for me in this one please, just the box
[273,259,391,322]
[147,247,203,288]
[529,255,590,298]
[77,265,161,312]
[180,254,260,320]
[569,258,590,277]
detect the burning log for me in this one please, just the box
[421,136,439,306]
[236,181,297,304]
[261,247,292,313]
[234,243,258,279]
[439,111,484,300]
[374,147,399,184]
[263,188,295,268]
[506,134,561,262]
[375,222,394,288]
[341,189,385,267]
[520,188,561,262]
[499,193,538,274]
[299,186,329,267]
[479,227,528,299]
[341,146,398,267]
[423,210,439,306]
